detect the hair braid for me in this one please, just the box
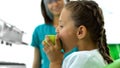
[97,29,113,63]
[84,2,113,63]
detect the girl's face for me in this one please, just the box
[56,8,78,52]
[47,0,64,16]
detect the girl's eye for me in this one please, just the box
[60,25,63,28]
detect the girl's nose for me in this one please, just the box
[56,26,59,33]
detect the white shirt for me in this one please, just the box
[62,49,106,68]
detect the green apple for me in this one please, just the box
[45,35,56,45]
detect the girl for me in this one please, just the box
[43,1,113,68]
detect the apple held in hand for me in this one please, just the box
[45,35,56,45]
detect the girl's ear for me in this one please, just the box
[76,25,87,39]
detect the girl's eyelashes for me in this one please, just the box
[59,25,63,28]
[59,20,64,28]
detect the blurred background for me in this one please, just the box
[0,0,120,68]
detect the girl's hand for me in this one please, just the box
[42,35,63,64]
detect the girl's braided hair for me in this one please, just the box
[65,1,113,63]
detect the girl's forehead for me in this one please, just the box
[61,8,71,18]
[60,8,73,23]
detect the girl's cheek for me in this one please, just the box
[59,30,67,38]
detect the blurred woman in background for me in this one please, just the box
[31,0,69,68]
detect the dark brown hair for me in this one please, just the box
[65,1,113,63]
[41,0,53,24]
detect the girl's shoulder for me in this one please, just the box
[63,49,106,68]
[66,49,99,59]
[64,50,95,61]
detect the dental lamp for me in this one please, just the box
[0,19,27,45]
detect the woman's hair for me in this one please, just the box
[41,0,53,24]
[65,1,113,63]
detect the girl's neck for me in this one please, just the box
[77,40,98,51]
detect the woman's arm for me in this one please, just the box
[32,47,41,68]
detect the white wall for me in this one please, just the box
[0,0,43,68]
[0,0,120,68]
[95,0,120,44]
